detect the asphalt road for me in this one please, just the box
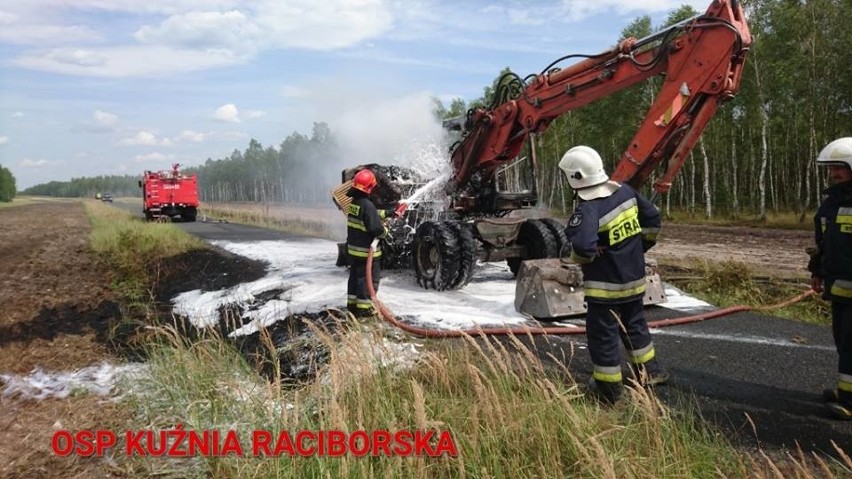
[116,201,852,455]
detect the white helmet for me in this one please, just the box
[817,137,852,169]
[558,145,618,200]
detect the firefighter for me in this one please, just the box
[809,137,852,420]
[560,145,669,404]
[345,169,391,318]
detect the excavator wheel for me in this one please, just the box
[447,221,478,289]
[507,219,557,277]
[413,221,461,290]
[538,218,571,259]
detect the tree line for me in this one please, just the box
[0,165,15,202]
[23,175,140,199]
[21,1,852,220]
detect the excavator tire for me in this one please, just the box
[539,218,570,259]
[507,219,557,276]
[413,221,461,290]
[447,221,478,289]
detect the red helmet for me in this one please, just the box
[352,169,377,194]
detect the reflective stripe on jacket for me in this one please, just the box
[810,182,852,302]
[346,192,387,258]
[565,184,661,304]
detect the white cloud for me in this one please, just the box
[11,112,24,119]
[20,1,243,16]
[13,45,240,78]
[49,48,107,67]
[212,103,264,123]
[133,152,175,163]
[118,130,173,146]
[133,0,392,55]
[214,103,241,123]
[505,9,547,26]
[0,9,100,45]
[19,158,58,168]
[176,130,206,142]
[135,10,260,55]
[556,0,708,21]
[4,0,711,80]
[218,130,249,141]
[280,85,308,98]
[243,109,265,120]
[93,110,119,128]
[0,136,7,145]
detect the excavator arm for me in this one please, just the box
[448,0,751,205]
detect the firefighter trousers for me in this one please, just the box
[347,256,380,317]
[832,300,852,405]
[586,299,661,385]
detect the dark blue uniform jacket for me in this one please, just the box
[565,184,661,304]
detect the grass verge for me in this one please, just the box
[662,259,830,325]
[123,322,823,478]
[86,200,204,306]
[85,200,207,355]
[201,202,341,240]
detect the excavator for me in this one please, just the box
[332,0,751,319]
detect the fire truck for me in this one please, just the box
[139,164,200,222]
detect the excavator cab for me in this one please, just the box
[443,116,539,215]
[492,141,539,211]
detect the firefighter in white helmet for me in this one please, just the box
[559,145,668,403]
[809,137,852,420]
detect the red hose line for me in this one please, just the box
[364,248,816,338]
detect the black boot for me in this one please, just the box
[588,378,623,405]
[827,390,852,420]
[822,388,838,402]
[630,360,670,387]
[826,401,852,420]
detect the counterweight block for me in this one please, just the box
[514,258,667,319]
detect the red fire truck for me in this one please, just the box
[139,163,199,222]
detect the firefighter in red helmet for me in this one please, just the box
[345,169,390,318]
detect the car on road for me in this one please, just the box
[102,193,114,202]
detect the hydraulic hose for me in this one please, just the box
[364,248,816,338]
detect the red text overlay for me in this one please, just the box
[51,427,458,458]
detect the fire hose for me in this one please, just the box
[364,247,816,338]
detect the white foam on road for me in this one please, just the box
[657,284,714,311]
[171,237,716,336]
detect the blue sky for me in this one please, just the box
[0,0,708,189]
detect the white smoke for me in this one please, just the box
[313,86,448,173]
[339,92,445,173]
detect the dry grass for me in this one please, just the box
[201,202,345,240]
[665,259,830,325]
[120,321,852,478]
[664,209,812,231]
